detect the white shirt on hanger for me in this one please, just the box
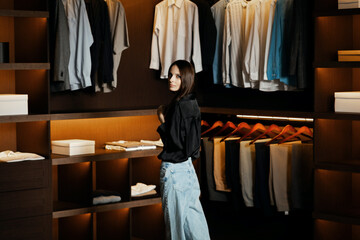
[150,0,202,79]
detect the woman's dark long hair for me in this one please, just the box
[165,60,195,116]
[169,60,195,101]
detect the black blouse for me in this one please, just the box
[157,94,201,163]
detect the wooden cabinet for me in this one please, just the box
[51,115,165,240]
[313,0,360,238]
[0,1,52,240]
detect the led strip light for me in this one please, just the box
[236,115,314,122]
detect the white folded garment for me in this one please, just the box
[132,189,157,198]
[140,139,164,147]
[0,150,45,163]
[131,182,156,196]
[93,195,121,205]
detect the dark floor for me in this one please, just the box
[202,201,313,240]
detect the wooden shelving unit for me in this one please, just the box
[313,0,360,238]
[0,9,49,17]
[52,148,162,165]
[0,1,51,239]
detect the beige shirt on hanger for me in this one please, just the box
[150,0,202,79]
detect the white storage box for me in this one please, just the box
[52,139,95,156]
[335,91,360,113]
[0,94,28,116]
[338,0,360,9]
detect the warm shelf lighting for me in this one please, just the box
[236,115,314,122]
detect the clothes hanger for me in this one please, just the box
[201,120,210,127]
[278,126,313,144]
[265,124,297,146]
[208,121,237,141]
[220,122,251,142]
[201,120,211,133]
[249,124,281,145]
[236,122,266,143]
[201,120,223,136]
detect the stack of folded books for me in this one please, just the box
[105,140,158,151]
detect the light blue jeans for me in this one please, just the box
[160,158,210,240]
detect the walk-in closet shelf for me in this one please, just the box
[313,0,360,238]
[50,115,165,240]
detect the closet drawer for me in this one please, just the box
[0,159,50,192]
[0,215,51,240]
[0,188,51,221]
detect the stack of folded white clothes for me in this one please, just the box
[140,139,163,147]
[92,189,121,205]
[105,140,157,151]
[131,182,157,197]
[0,150,45,163]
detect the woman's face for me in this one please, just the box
[168,65,182,92]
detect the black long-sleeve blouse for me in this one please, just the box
[157,94,201,163]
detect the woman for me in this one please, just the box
[157,60,210,240]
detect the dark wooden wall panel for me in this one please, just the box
[95,159,130,201]
[131,204,164,240]
[0,159,50,192]
[96,210,130,240]
[58,214,92,240]
[315,16,353,62]
[0,215,52,240]
[314,220,351,240]
[0,187,51,221]
[58,162,92,204]
[16,70,49,114]
[14,17,48,63]
[0,0,13,9]
[0,123,16,151]
[314,68,352,112]
[14,0,47,11]
[16,121,50,157]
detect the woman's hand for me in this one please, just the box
[157,105,165,124]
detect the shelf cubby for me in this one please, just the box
[131,204,164,240]
[314,169,360,218]
[314,219,360,240]
[314,68,360,113]
[315,15,360,63]
[0,121,49,157]
[315,119,360,166]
